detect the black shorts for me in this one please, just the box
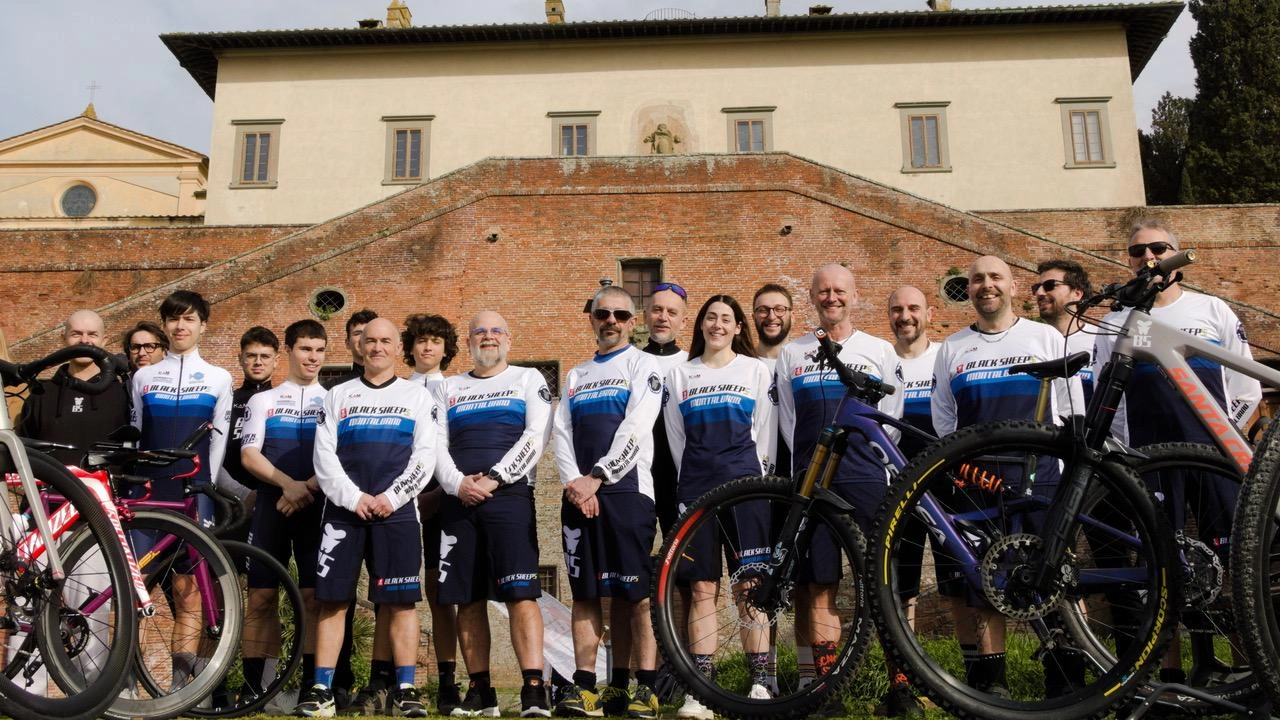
[1145,467,1238,560]
[673,492,772,583]
[798,479,887,586]
[437,484,542,604]
[314,503,423,605]
[561,492,655,602]
[247,487,322,589]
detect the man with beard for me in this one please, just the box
[553,285,664,719]
[750,284,793,373]
[1034,259,1095,400]
[887,286,938,461]
[641,282,688,536]
[433,310,554,718]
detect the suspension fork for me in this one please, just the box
[761,426,849,591]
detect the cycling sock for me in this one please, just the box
[635,669,657,689]
[766,646,778,693]
[797,646,815,688]
[969,652,1007,691]
[371,659,394,690]
[469,671,492,689]
[302,654,316,691]
[315,666,336,689]
[573,670,597,691]
[610,668,630,689]
[522,670,544,686]
[438,660,457,688]
[812,641,838,677]
[171,652,198,690]
[242,656,266,694]
[693,654,714,679]
[746,652,770,686]
[395,666,416,688]
[960,643,979,683]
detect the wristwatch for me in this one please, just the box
[589,465,608,481]
[486,468,502,483]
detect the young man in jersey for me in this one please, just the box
[400,313,465,714]
[553,285,664,719]
[1093,219,1262,687]
[219,327,279,512]
[774,264,902,713]
[932,255,1084,698]
[641,282,688,538]
[240,320,327,703]
[434,310,553,718]
[130,289,234,690]
[1034,259,1096,400]
[296,318,439,718]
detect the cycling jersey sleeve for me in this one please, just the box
[662,366,686,479]
[313,391,365,512]
[490,371,553,484]
[931,341,958,437]
[594,355,663,483]
[752,360,778,476]
[379,392,440,512]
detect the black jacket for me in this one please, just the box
[15,364,131,466]
[221,379,272,490]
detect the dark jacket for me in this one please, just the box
[221,379,272,490]
[15,364,131,466]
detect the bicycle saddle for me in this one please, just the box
[1008,351,1090,381]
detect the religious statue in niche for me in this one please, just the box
[644,123,682,154]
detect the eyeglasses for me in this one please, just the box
[591,308,634,322]
[753,305,791,317]
[1030,279,1073,294]
[653,282,687,300]
[470,327,509,338]
[1127,241,1174,258]
[128,342,163,354]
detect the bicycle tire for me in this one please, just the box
[186,540,304,717]
[651,475,872,720]
[0,448,138,720]
[869,420,1178,720]
[1231,418,1280,708]
[47,508,243,720]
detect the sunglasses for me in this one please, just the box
[1030,279,1073,294]
[1127,241,1174,258]
[592,308,634,322]
[653,282,687,300]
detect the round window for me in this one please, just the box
[942,275,970,304]
[310,288,347,320]
[61,184,97,217]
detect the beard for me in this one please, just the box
[755,321,791,348]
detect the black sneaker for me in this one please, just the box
[390,686,429,718]
[343,686,387,716]
[332,687,353,713]
[294,684,337,718]
[451,684,500,717]
[874,684,924,719]
[438,682,464,715]
[521,682,553,718]
[600,686,629,717]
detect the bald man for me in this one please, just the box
[17,309,130,465]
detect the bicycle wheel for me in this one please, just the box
[651,475,872,720]
[1107,443,1260,713]
[0,448,137,720]
[870,420,1178,720]
[1231,419,1280,708]
[48,508,243,720]
[186,540,304,717]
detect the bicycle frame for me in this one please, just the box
[0,423,70,582]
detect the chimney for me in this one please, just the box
[808,5,832,15]
[927,0,953,9]
[765,0,781,16]
[386,0,412,27]
[546,0,565,24]
[357,18,383,28]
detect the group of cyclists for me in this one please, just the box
[9,214,1265,720]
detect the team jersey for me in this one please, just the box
[776,330,903,484]
[131,350,233,494]
[313,375,439,522]
[664,354,776,495]
[893,341,940,460]
[435,365,552,495]
[1062,330,1096,403]
[241,380,327,484]
[1093,290,1262,446]
[932,318,1085,435]
[553,344,664,499]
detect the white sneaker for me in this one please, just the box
[676,694,714,720]
[748,684,771,700]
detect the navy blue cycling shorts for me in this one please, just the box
[673,492,773,583]
[561,492,655,602]
[797,479,885,586]
[314,504,422,605]
[436,484,542,604]
[247,487,322,589]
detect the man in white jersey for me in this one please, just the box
[775,263,902,711]
[1093,219,1262,688]
[1034,259,1096,401]
[641,282,688,538]
[932,255,1084,698]
[553,285,664,719]
[434,310,554,718]
[240,319,328,701]
[751,283,794,373]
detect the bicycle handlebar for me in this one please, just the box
[814,329,897,402]
[1075,248,1197,315]
[0,345,126,394]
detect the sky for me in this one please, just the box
[1,0,1195,154]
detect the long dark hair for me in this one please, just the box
[688,294,757,360]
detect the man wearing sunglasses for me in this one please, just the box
[1033,260,1095,401]
[553,285,664,719]
[642,281,688,538]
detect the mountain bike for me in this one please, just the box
[0,345,139,720]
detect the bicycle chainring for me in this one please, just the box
[1175,532,1223,610]
[980,533,1068,620]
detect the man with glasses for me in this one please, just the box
[751,284,794,372]
[1092,219,1261,688]
[642,281,688,537]
[553,285,664,719]
[122,321,168,374]
[1033,260,1095,400]
[434,311,554,718]
[219,327,280,508]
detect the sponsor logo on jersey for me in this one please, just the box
[647,372,662,393]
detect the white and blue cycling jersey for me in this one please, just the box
[241,380,327,484]
[894,341,939,460]
[664,354,776,498]
[1093,290,1261,446]
[131,350,232,498]
[932,318,1084,435]
[313,375,439,523]
[435,365,552,494]
[1062,330,1096,403]
[776,330,903,484]
[554,344,663,499]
